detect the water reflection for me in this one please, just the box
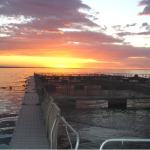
[0,68,150,149]
[0,69,30,148]
[57,98,150,149]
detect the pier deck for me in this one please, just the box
[9,76,49,149]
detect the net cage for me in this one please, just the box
[35,73,150,149]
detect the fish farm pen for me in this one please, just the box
[35,73,150,149]
[36,73,150,108]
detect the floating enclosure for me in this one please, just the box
[36,73,150,109]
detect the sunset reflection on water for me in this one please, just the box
[0,68,150,148]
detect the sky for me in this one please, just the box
[0,0,150,69]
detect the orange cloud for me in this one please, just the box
[37,32,42,34]
[63,23,71,26]
[13,37,27,39]
[128,57,147,59]
[44,30,64,34]
[63,22,74,26]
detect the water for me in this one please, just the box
[56,99,150,149]
[0,68,150,149]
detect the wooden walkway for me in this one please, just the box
[9,76,49,149]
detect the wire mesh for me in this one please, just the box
[36,72,150,99]
[57,119,79,149]
[56,98,150,149]
[34,73,150,149]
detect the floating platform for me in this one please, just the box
[9,76,49,149]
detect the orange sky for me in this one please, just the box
[0,0,150,69]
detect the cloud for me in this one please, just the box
[141,22,149,27]
[1,36,150,68]
[1,0,124,56]
[95,12,100,15]
[0,0,100,34]
[116,32,132,37]
[0,0,91,17]
[134,31,150,35]
[0,31,123,52]
[101,25,107,31]
[1,0,150,69]
[0,0,123,51]
[124,23,137,28]
[138,0,150,15]
[45,30,64,34]
[117,31,150,37]
[140,22,150,30]
[128,57,147,59]
[112,25,124,31]
[112,25,121,29]
[112,23,137,32]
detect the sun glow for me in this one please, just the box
[55,65,68,68]
[128,57,147,59]
[0,56,99,68]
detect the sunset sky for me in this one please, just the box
[0,0,150,69]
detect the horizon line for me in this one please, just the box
[0,66,150,70]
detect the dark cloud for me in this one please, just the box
[0,0,99,34]
[142,22,149,27]
[95,12,100,15]
[99,25,107,31]
[0,0,91,17]
[116,32,131,37]
[134,31,150,35]
[112,23,137,32]
[0,0,123,51]
[112,25,125,31]
[117,31,150,37]
[138,0,150,6]
[93,18,98,20]
[138,0,150,15]
[140,22,150,30]
[112,25,122,29]
[0,31,123,51]
[124,23,137,28]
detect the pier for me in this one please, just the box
[9,76,79,149]
[9,76,49,149]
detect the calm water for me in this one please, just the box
[0,68,150,149]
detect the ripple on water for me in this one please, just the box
[0,144,9,149]
[0,72,28,149]
[57,100,150,149]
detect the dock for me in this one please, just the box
[9,75,79,149]
[9,76,49,149]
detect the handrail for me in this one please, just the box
[60,116,80,150]
[50,115,80,150]
[35,73,80,149]
[50,110,61,149]
[100,138,150,150]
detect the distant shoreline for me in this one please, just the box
[0,67,150,70]
[0,67,50,68]
[0,66,150,70]
[0,67,97,69]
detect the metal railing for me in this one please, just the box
[51,115,80,150]
[100,138,150,150]
[35,72,150,78]
[34,73,80,149]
